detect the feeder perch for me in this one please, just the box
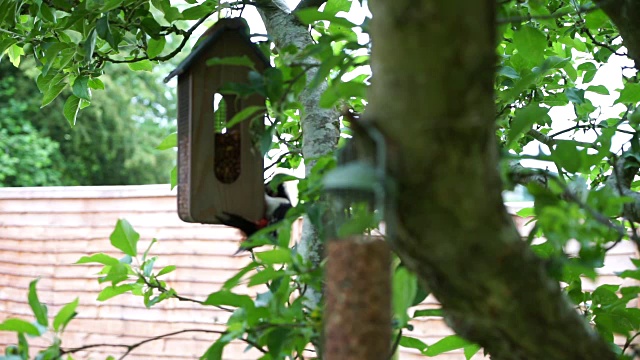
[165,18,269,224]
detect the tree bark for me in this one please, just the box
[368,0,615,359]
[595,0,640,67]
[256,0,340,325]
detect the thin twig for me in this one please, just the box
[572,1,627,57]
[548,123,635,138]
[623,331,640,354]
[527,129,612,154]
[59,329,268,358]
[497,4,599,24]
[138,273,234,312]
[96,9,217,64]
[265,151,292,171]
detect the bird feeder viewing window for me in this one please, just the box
[212,92,241,183]
[164,18,270,224]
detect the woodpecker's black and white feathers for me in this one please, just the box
[217,182,292,251]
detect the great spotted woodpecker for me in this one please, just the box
[217,182,292,252]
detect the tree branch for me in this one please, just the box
[255,1,340,357]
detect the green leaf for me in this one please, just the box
[424,335,471,356]
[7,44,24,67]
[566,88,585,105]
[542,92,569,106]
[96,16,118,50]
[41,80,67,108]
[97,284,136,301]
[206,55,255,69]
[142,257,156,277]
[540,56,570,71]
[296,8,356,28]
[203,291,254,309]
[508,104,551,144]
[202,338,228,360]
[128,60,154,72]
[182,0,218,20]
[393,266,417,326]
[72,76,91,101]
[76,253,120,266]
[0,38,17,56]
[584,9,609,30]
[578,62,598,83]
[156,132,177,150]
[63,95,81,127]
[324,0,351,15]
[266,327,291,357]
[255,249,292,264]
[512,25,547,65]
[552,142,583,173]
[17,332,29,358]
[248,268,286,286]
[516,207,535,217]
[399,336,428,352]
[319,80,368,108]
[153,0,183,22]
[0,319,41,336]
[618,269,640,280]
[464,344,482,359]
[225,106,265,129]
[83,28,97,61]
[110,219,139,257]
[413,308,442,317]
[88,78,105,90]
[53,298,78,332]
[497,66,520,79]
[28,280,48,327]
[147,37,166,58]
[142,238,157,261]
[615,83,640,104]
[141,17,163,38]
[157,265,177,277]
[337,210,377,238]
[103,0,124,12]
[323,161,377,192]
[586,85,610,95]
[222,262,258,290]
[100,262,130,285]
[170,166,177,189]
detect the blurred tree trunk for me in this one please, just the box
[367,0,615,359]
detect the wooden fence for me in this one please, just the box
[0,185,637,359]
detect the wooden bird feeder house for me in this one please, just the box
[164,18,269,224]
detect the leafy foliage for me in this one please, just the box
[0,66,63,187]
[4,0,640,358]
[0,59,177,186]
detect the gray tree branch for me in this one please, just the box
[255,1,340,354]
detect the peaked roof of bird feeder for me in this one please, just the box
[164,17,270,83]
